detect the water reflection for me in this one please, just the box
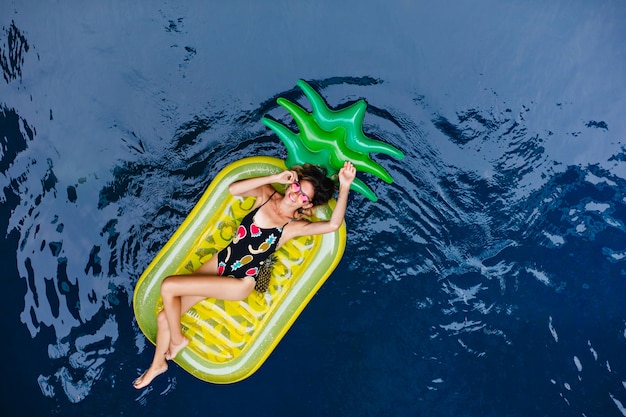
[2,16,625,415]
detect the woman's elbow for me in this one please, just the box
[326,220,343,232]
[228,182,240,196]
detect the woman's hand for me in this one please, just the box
[338,161,356,187]
[229,169,296,198]
[274,170,299,185]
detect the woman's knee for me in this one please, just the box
[157,310,168,326]
[160,275,177,295]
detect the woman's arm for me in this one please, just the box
[287,162,356,238]
[229,170,298,198]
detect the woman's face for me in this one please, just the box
[288,180,315,206]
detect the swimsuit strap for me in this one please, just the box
[259,190,300,229]
[258,190,277,208]
[282,217,298,228]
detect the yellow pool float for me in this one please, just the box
[134,79,404,384]
[133,156,346,383]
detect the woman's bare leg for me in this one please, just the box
[160,274,255,359]
[133,310,170,389]
[134,256,255,388]
[133,294,206,389]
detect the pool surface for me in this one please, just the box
[1,1,625,416]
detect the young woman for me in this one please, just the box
[133,161,356,389]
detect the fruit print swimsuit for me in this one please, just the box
[217,192,292,280]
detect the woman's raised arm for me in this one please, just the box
[228,170,298,198]
[289,161,356,237]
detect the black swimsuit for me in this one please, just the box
[217,192,291,280]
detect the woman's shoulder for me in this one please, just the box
[252,185,281,207]
[282,217,311,235]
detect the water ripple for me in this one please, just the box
[3,68,626,415]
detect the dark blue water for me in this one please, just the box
[2,1,626,416]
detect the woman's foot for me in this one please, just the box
[165,337,189,360]
[133,364,168,389]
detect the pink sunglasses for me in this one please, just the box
[291,181,311,203]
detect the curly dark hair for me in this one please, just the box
[290,164,336,206]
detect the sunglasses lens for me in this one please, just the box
[292,182,309,203]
